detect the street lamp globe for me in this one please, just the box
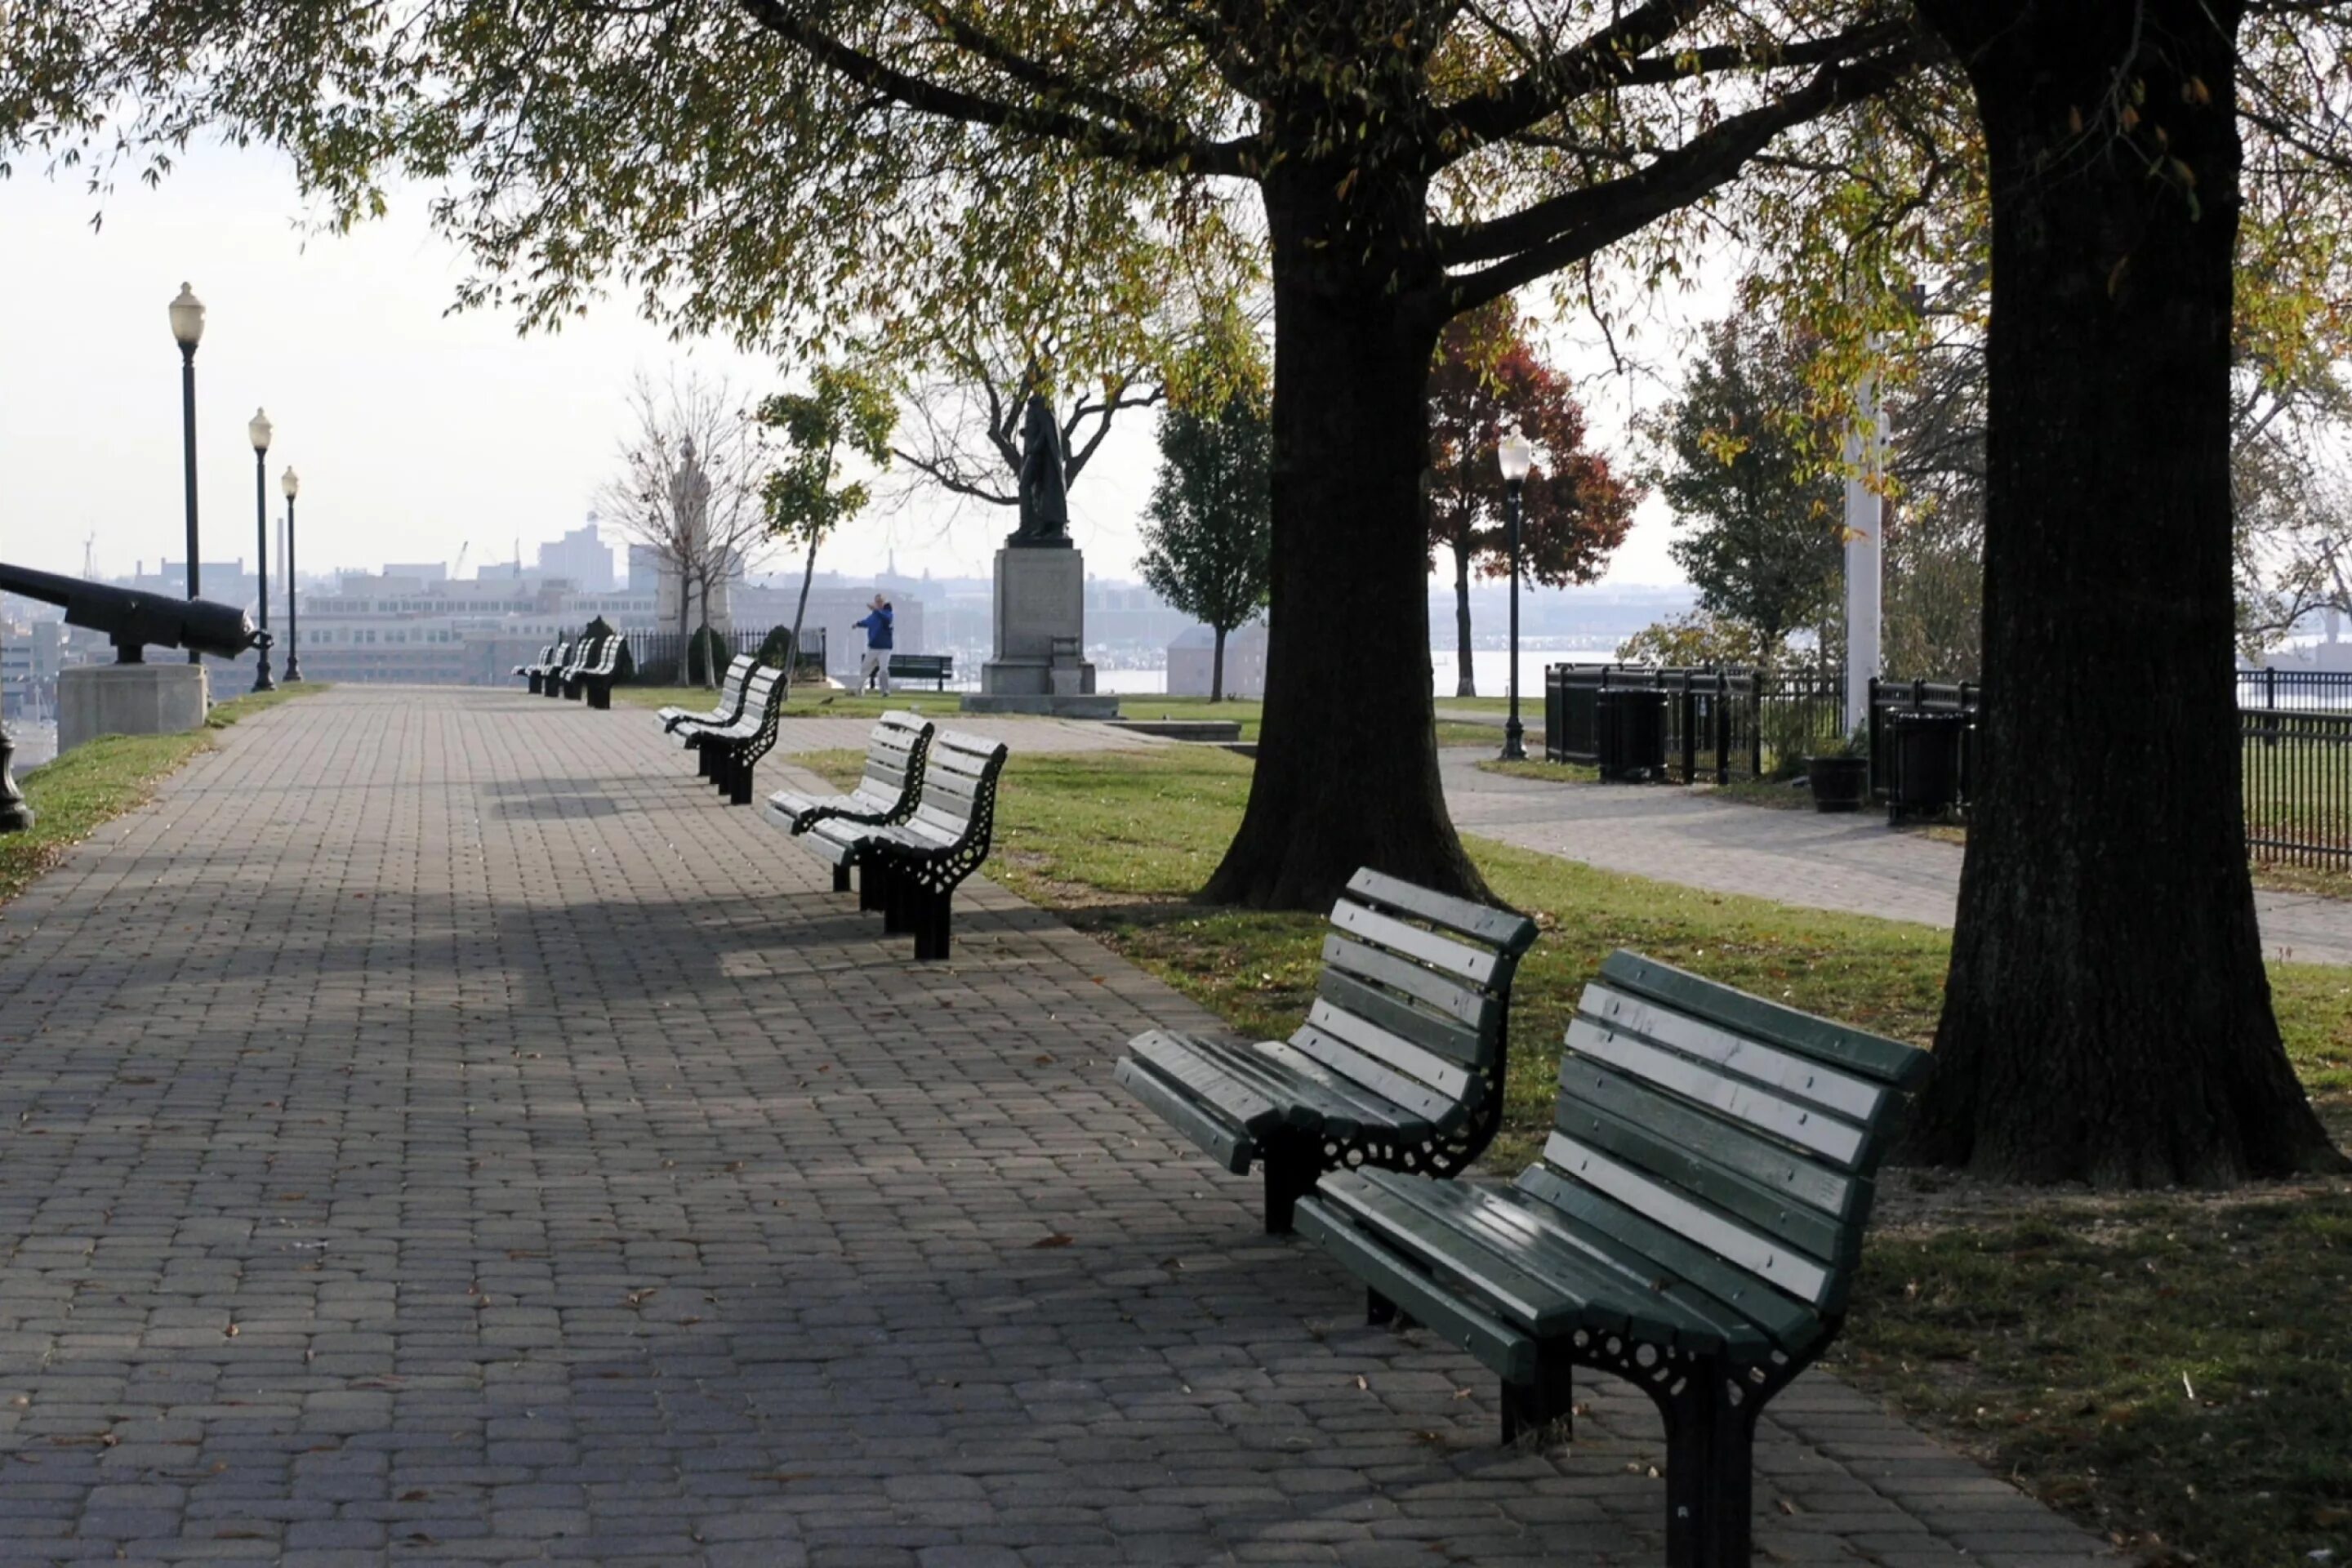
[168,283,206,350]
[249,408,272,454]
[1497,429,1535,483]
[282,467,300,501]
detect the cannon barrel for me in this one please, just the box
[0,562,265,663]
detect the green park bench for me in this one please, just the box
[572,637,626,708]
[763,711,938,871]
[886,653,954,690]
[690,663,790,805]
[525,640,572,697]
[556,634,613,701]
[659,655,756,746]
[1295,950,1931,1567]
[1116,870,1540,1233]
[513,643,555,693]
[800,728,1007,960]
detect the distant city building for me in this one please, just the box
[538,518,616,594]
[628,544,660,594]
[1166,621,1269,698]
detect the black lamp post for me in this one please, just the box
[1498,428,1534,762]
[169,283,206,665]
[281,468,302,681]
[247,410,276,691]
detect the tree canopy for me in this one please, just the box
[1428,300,1636,696]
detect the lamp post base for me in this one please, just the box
[0,728,34,833]
[1500,717,1527,763]
[252,662,277,694]
[283,667,303,683]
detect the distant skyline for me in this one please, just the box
[1,140,1695,594]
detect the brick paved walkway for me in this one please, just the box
[0,688,2114,1566]
[1442,750,2352,966]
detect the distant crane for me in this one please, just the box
[453,541,470,579]
[82,532,97,580]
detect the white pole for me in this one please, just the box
[1843,346,1884,734]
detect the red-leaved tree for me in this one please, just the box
[1428,304,1638,697]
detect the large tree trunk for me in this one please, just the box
[1453,536,1477,698]
[1909,0,2344,1183]
[1204,160,1483,909]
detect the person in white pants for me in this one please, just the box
[853,594,894,694]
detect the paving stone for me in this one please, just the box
[0,688,2123,1564]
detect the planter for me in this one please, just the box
[1807,754,1870,813]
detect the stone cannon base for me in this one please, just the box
[58,662,209,755]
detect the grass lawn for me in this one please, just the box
[0,684,327,908]
[790,738,2352,1565]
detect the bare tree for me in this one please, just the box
[598,372,773,687]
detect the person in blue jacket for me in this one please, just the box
[854,594,894,693]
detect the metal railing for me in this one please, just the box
[1544,664,1845,783]
[623,625,825,686]
[2243,706,2352,865]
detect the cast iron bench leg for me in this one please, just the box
[858,860,885,912]
[914,888,951,960]
[731,760,755,806]
[832,862,852,893]
[1260,1138,1321,1235]
[1651,1369,1757,1568]
[1499,1348,1576,1446]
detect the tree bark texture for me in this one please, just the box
[1909,0,2345,1183]
[1454,541,1477,698]
[1205,160,1486,909]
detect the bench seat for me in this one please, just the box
[1294,949,1930,1567]
[1116,869,1538,1232]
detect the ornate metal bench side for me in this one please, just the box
[860,730,1009,960]
[1115,869,1539,1233]
[1295,951,1931,1568]
[706,665,791,805]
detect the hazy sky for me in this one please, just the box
[1,142,1692,591]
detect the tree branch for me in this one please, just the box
[1433,39,1931,314]
[731,0,1257,175]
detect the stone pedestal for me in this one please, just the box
[966,548,1119,718]
[58,662,210,755]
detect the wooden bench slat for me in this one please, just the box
[1554,1071,1856,1267]
[1600,951,1933,1089]
[1316,969,1486,1070]
[1122,1032,1294,1138]
[1320,934,1497,1030]
[1556,1053,1861,1224]
[1244,1040,1433,1143]
[1566,1015,1870,1169]
[1538,1129,1836,1307]
[1275,1030,1455,1131]
[1293,1200,1540,1386]
[1329,902,1501,986]
[1517,1160,1835,1343]
[1580,982,1890,1125]
[1326,1169,1782,1356]
[1303,998,1472,1100]
[1344,868,1539,953]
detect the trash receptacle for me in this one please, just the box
[1596,688,1668,782]
[1886,710,1970,823]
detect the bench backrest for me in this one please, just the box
[860,711,937,806]
[726,665,783,732]
[906,729,1009,844]
[585,638,621,675]
[1292,870,1539,1138]
[1521,950,1930,1348]
[564,635,607,675]
[549,640,573,669]
[714,653,755,703]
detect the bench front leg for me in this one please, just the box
[1260,1138,1323,1236]
[1498,1345,1575,1446]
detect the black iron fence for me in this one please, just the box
[1543,665,1844,783]
[623,625,825,686]
[1547,659,2352,866]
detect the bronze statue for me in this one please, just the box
[1011,393,1072,548]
